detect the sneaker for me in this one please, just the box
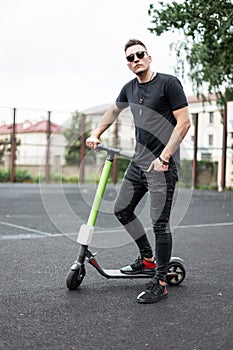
[120,256,156,275]
[137,280,168,304]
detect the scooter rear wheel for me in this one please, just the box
[66,266,86,290]
[167,261,185,286]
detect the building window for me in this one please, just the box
[208,134,213,146]
[201,153,211,161]
[209,112,214,124]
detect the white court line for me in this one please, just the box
[91,221,233,234]
[0,220,233,240]
[0,221,53,237]
[176,222,233,229]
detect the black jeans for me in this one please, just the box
[114,161,178,282]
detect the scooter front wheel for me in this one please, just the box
[166,261,185,286]
[66,265,86,290]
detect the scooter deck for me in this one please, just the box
[102,269,152,278]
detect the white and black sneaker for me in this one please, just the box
[137,280,168,304]
[120,256,156,275]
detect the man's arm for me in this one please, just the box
[86,103,122,149]
[147,106,191,172]
[160,106,191,162]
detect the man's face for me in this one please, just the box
[125,44,152,75]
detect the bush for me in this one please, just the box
[51,173,68,183]
[117,157,130,182]
[0,169,33,182]
[34,173,45,183]
[68,175,79,183]
[0,169,10,182]
[196,183,218,190]
[15,169,32,183]
[197,160,214,173]
[34,172,68,183]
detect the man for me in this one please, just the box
[86,39,190,304]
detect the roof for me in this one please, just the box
[187,94,218,104]
[0,120,65,135]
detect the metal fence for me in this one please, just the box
[0,106,231,189]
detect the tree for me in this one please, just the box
[148,0,233,104]
[64,111,92,165]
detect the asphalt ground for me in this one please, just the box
[0,184,233,350]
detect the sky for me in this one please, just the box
[0,0,193,124]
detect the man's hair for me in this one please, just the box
[124,39,147,52]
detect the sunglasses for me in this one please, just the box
[126,51,148,62]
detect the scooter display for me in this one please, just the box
[66,144,186,290]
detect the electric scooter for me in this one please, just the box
[66,144,186,291]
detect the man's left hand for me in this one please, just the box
[146,158,169,172]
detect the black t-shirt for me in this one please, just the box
[115,72,188,170]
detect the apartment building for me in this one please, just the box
[85,95,232,188]
[185,95,232,188]
[0,119,66,175]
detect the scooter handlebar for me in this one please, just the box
[96,144,133,159]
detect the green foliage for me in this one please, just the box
[117,157,130,182]
[0,169,10,182]
[196,183,218,190]
[148,0,233,103]
[68,175,79,184]
[63,111,92,165]
[0,150,4,164]
[197,160,214,173]
[0,169,32,182]
[34,172,67,183]
[34,174,44,183]
[15,169,32,182]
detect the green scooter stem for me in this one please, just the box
[87,157,113,227]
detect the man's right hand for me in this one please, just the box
[86,136,100,150]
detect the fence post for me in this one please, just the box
[112,121,118,184]
[79,113,86,184]
[192,113,198,189]
[10,108,16,183]
[45,111,51,183]
[220,106,227,191]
